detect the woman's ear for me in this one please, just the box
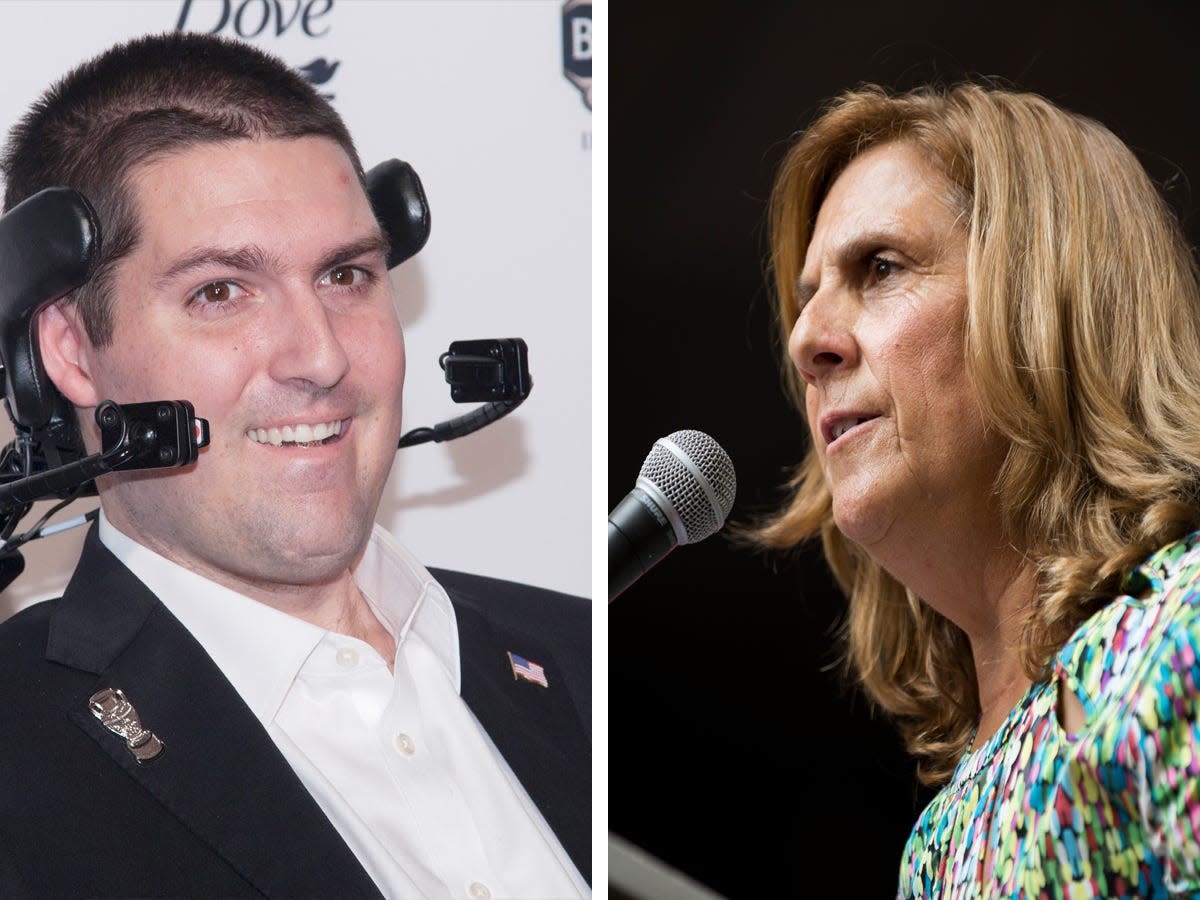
[37,300,102,409]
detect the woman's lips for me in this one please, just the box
[821,413,880,449]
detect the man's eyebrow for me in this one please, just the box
[155,244,281,288]
[313,233,391,276]
[154,233,392,288]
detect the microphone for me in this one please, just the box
[608,430,736,602]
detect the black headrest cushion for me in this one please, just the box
[0,187,99,429]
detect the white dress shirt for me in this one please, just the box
[98,511,588,900]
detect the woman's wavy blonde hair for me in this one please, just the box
[756,83,1200,784]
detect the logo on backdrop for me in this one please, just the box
[176,0,340,99]
[561,0,591,111]
[298,57,340,99]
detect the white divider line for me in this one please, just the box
[608,833,728,900]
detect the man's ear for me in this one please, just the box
[37,300,102,409]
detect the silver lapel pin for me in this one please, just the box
[89,688,165,764]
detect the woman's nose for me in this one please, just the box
[788,287,859,386]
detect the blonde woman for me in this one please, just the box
[758,83,1200,895]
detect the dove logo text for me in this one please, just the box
[176,0,334,39]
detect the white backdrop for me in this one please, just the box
[0,0,592,615]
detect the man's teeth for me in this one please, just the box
[832,419,862,441]
[247,420,343,446]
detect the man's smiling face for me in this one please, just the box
[55,135,406,593]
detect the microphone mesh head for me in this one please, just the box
[638,429,736,544]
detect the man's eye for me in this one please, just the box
[322,265,371,288]
[193,281,241,304]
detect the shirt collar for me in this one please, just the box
[97,510,461,723]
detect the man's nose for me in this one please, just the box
[266,288,352,390]
[788,286,859,386]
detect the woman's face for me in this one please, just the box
[789,141,1004,558]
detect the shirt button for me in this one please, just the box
[393,733,416,757]
[335,646,359,668]
[467,883,491,900]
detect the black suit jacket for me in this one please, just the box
[0,528,591,898]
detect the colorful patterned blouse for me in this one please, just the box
[900,534,1200,898]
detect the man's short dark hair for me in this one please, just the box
[1,31,364,346]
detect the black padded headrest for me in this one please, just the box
[0,159,429,434]
[367,159,431,269]
[0,187,99,430]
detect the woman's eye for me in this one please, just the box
[868,255,899,282]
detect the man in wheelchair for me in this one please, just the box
[0,31,589,898]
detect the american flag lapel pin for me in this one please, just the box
[507,651,549,688]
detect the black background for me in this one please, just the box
[609,3,1200,897]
